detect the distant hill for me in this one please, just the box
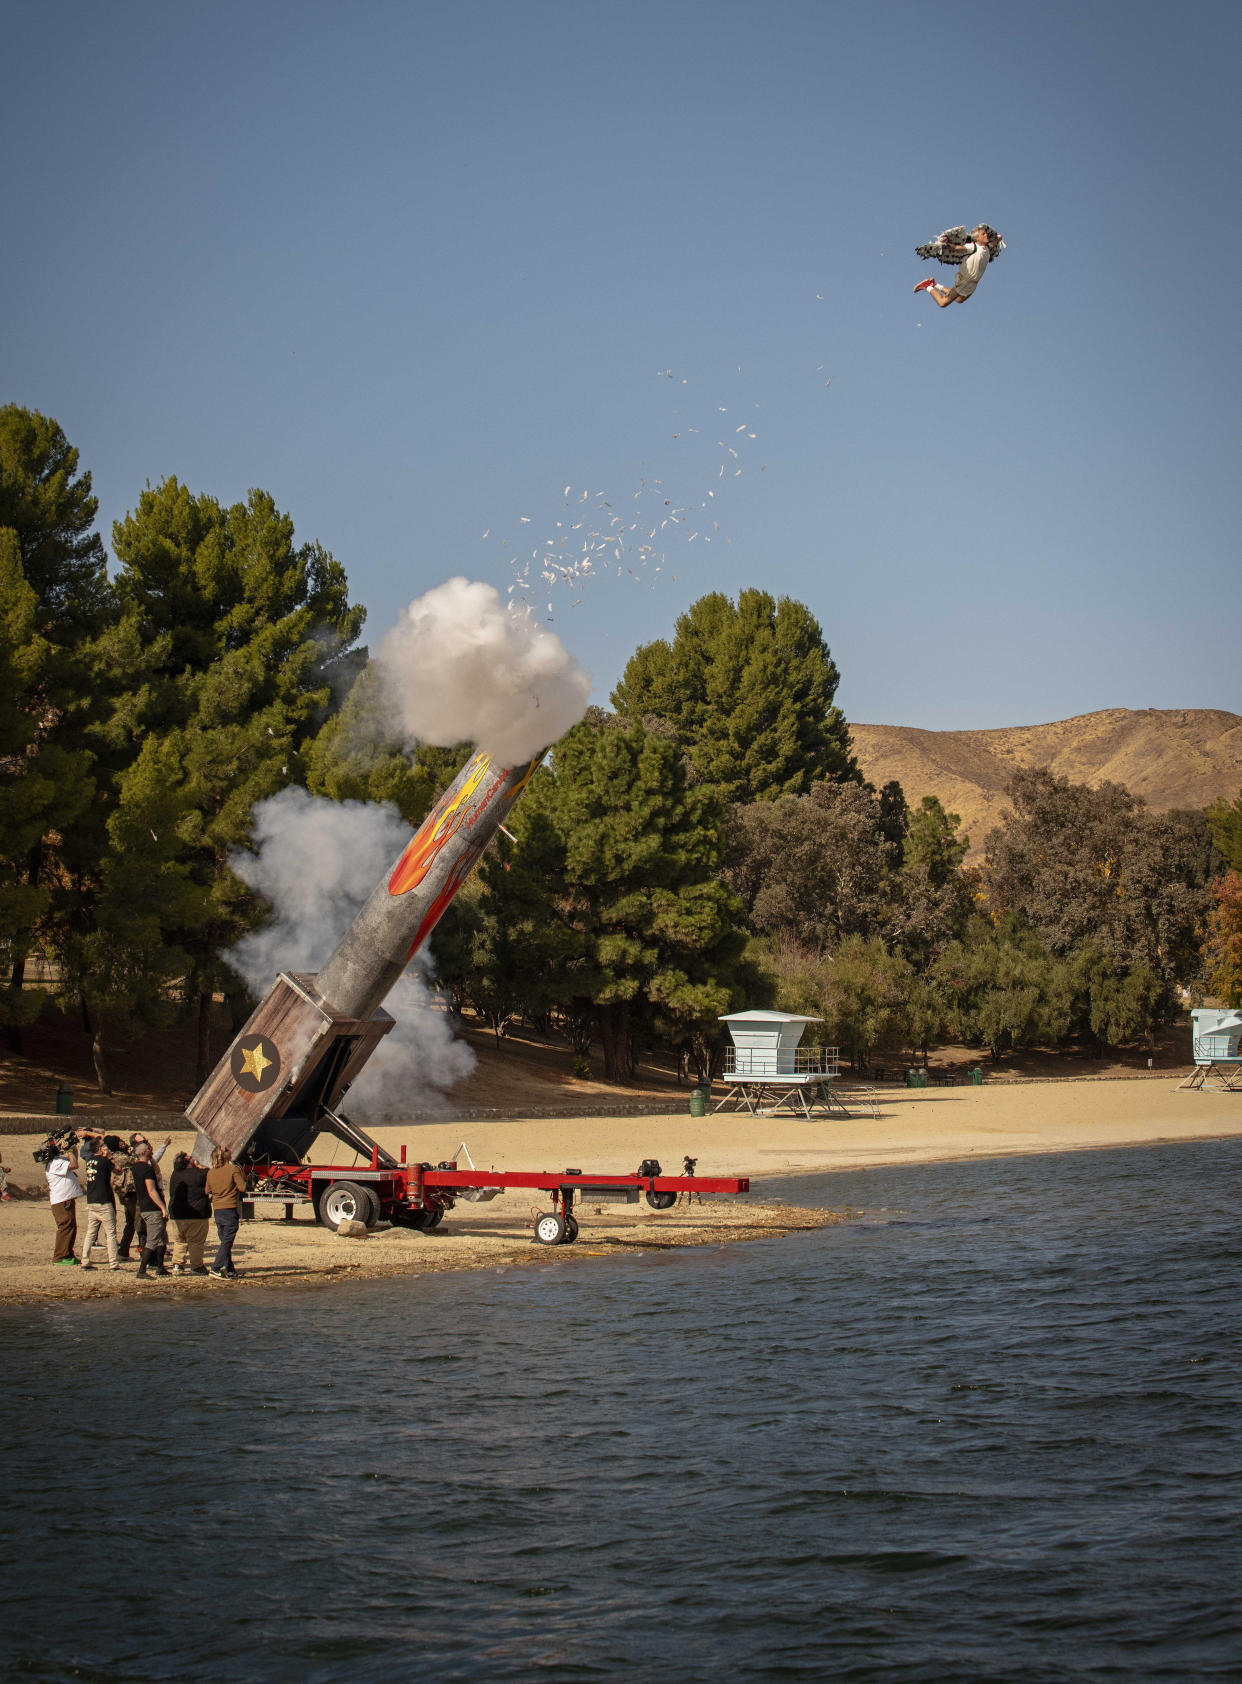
[848,708,1242,858]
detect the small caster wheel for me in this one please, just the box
[562,1214,579,1244]
[534,1211,566,1245]
[645,1189,677,1210]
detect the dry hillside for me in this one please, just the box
[849,707,1242,857]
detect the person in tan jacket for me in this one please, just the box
[205,1146,247,1280]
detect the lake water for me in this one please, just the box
[3,1138,1240,1682]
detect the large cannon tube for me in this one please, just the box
[314,751,542,1021]
[186,749,545,1163]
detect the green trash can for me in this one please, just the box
[906,1068,919,1089]
[55,1082,74,1116]
[689,1085,710,1118]
[971,1067,983,1086]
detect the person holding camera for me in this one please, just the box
[132,1141,171,1279]
[43,1132,83,1265]
[78,1130,121,1270]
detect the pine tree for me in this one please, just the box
[481,716,755,1081]
[106,479,365,1082]
[0,408,109,1052]
[0,405,109,636]
[0,531,61,1032]
[611,589,858,804]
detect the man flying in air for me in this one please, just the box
[913,224,1004,309]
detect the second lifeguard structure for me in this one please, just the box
[714,1010,876,1118]
[1179,1008,1242,1091]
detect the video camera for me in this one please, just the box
[33,1129,79,1167]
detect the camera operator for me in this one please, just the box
[132,1141,171,1279]
[43,1131,83,1265]
[78,1129,121,1270]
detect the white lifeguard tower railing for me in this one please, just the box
[715,1011,875,1118]
[1178,1008,1242,1091]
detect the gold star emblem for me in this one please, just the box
[240,1042,273,1082]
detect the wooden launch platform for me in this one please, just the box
[185,972,394,1163]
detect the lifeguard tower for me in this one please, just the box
[714,1011,876,1118]
[1179,1008,1242,1091]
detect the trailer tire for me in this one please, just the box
[319,1181,380,1230]
[404,1204,443,1232]
[563,1214,579,1244]
[645,1190,677,1210]
[534,1211,566,1245]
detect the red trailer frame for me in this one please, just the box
[241,1146,749,1245]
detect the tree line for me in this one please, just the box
[2,404,1239,1093]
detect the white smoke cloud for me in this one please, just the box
[228,787,475,1119]
[376,576,592,765]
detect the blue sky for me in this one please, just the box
[6,0,1239,729]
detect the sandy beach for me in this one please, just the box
[1,1076,1238,1305]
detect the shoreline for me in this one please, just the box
[0,1195,836,1306]
[2,1078,1238,1305]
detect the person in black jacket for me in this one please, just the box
[168,1151,212,1276]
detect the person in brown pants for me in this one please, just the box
[44,1136,84,1265]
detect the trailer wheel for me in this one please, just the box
[319,1181,379,1230]
[645,1190,677,1210]
[534,1211,566,1245]
[563,1214,580,1244]
[404,1204,444,1232]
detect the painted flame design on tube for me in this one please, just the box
[388,754,492,896]
[404,758,542,956]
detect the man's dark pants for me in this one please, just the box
[212,1208,240,1274]
[119,1192,140,1257]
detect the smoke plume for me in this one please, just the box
[228,787,475,1119]
[376,576,592,765]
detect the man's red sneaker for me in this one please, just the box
[913,277,937,294]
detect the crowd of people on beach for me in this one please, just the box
[39,1128,248,1280]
